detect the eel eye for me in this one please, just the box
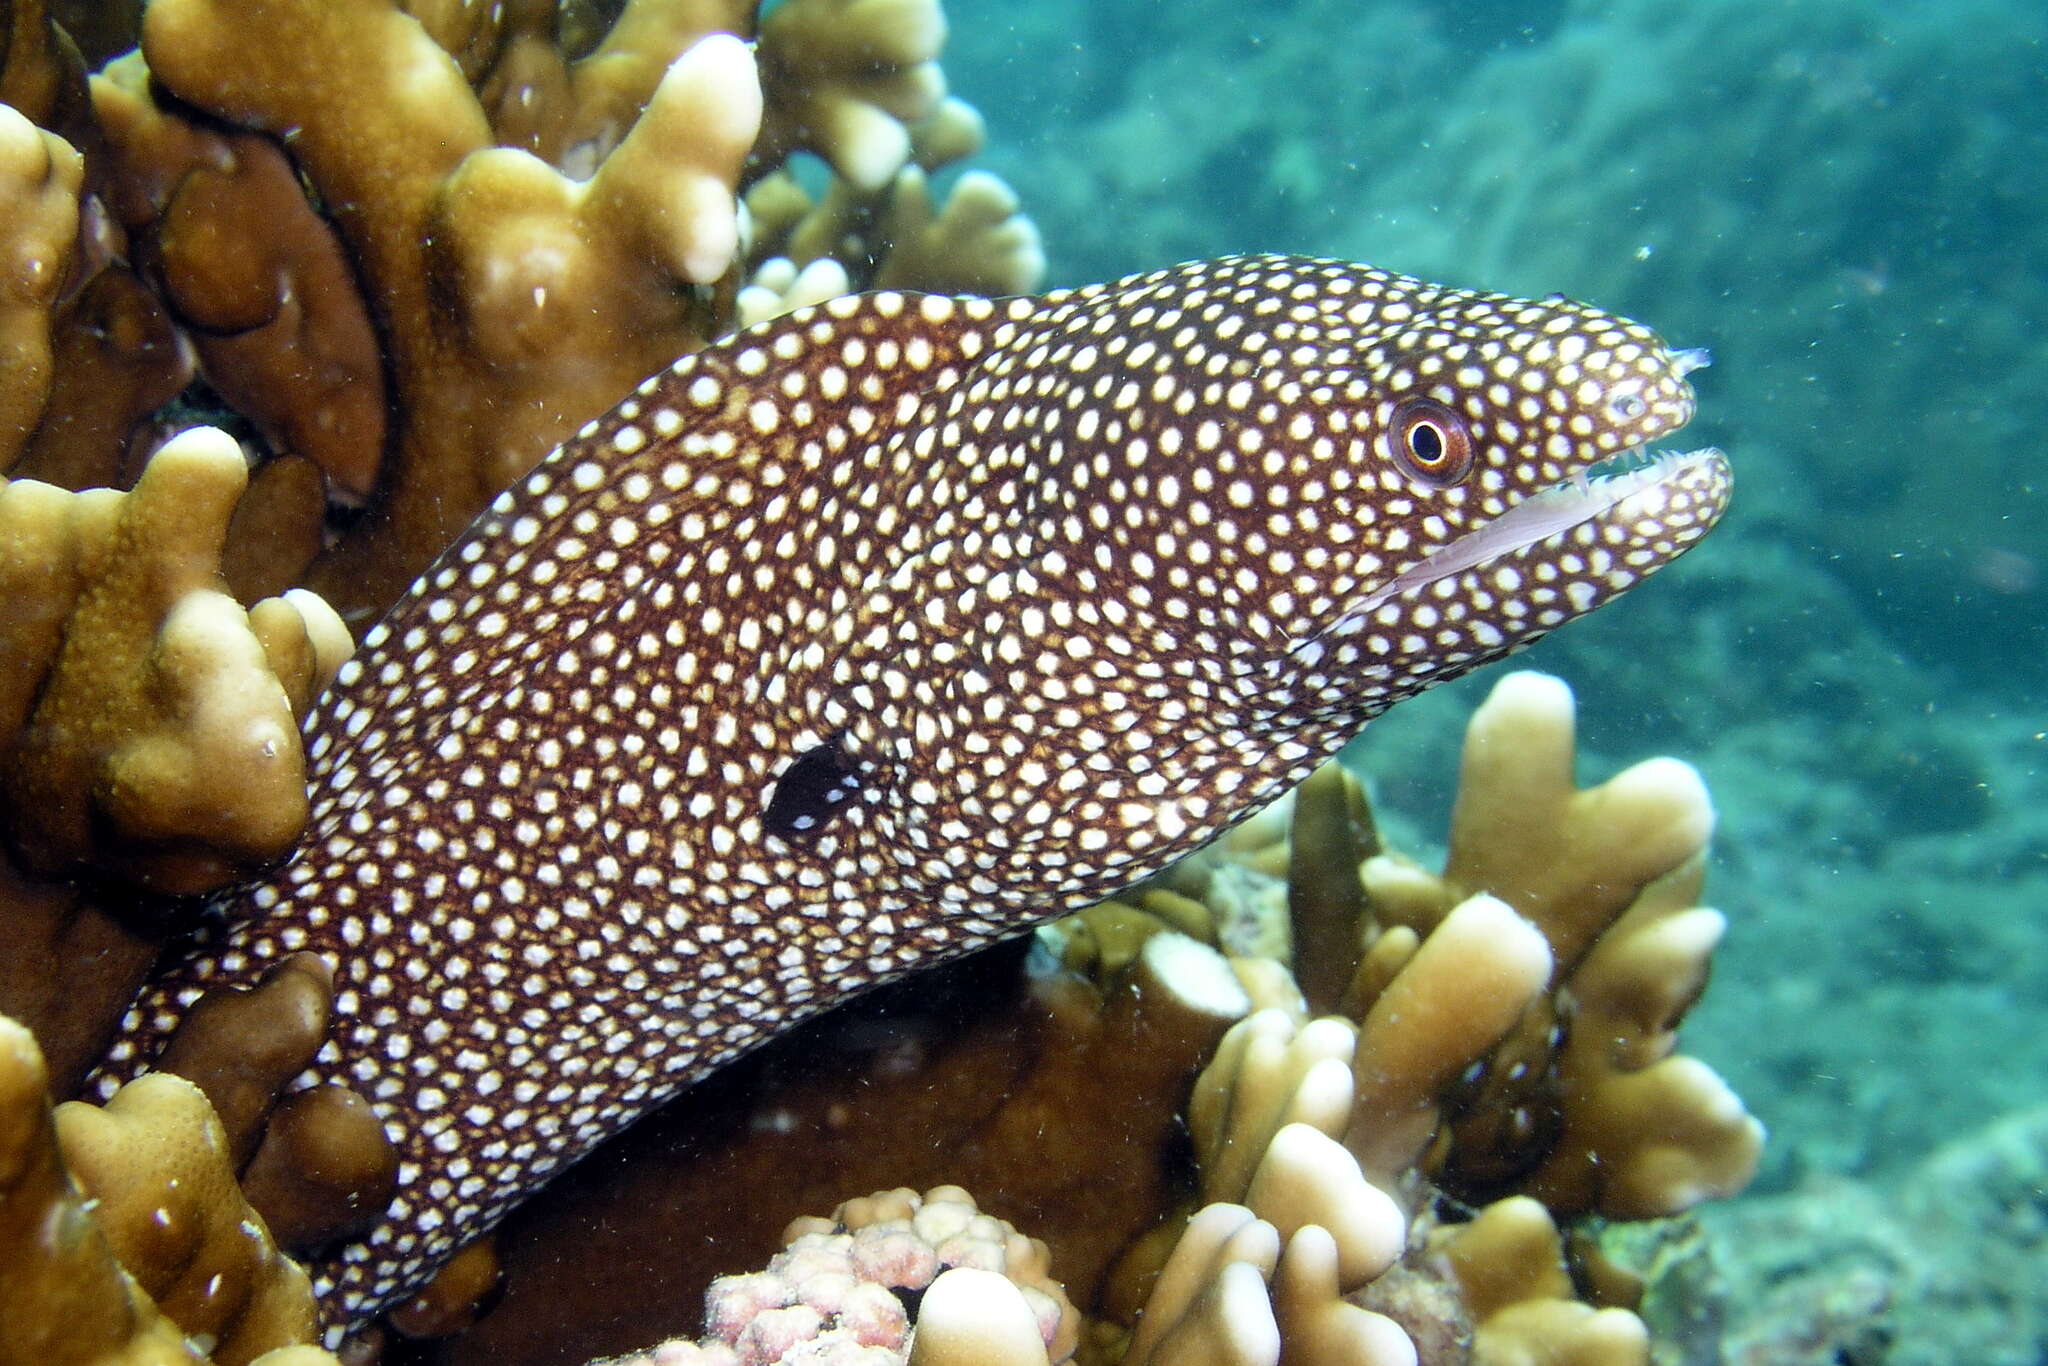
[1389,397,1475,486]
[764,732,866,839]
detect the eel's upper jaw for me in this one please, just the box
[1336,445,1732,649]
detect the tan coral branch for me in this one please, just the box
[1,427,350,894]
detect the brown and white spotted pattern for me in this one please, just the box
[97,256,1730,1336]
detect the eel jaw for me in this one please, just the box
[1300,446,1733,680]
[1372,447,1734,608]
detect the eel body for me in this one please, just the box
[96,255,1730,1334]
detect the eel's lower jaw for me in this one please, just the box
[1364,446,1733,611]
[1318,444,1736,647]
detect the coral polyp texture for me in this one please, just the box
[87,249,1721,1335]
[0,665,1755,1365]
[0,1012,340,1366]
[600,1185,1079,1366]
[1081,673,1756,1366]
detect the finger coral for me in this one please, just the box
[132,0,763,615]
[1082,672,1758,1366]
[454,928,1250,1364]
[1121,1202,1415,1366]
[0,100,81,470]
[0,0,1046,1073]
[0,1011,341,1366]
[0,1012,200,1366]
[0,426,350,895]
[513,671,1753,1366]
[6,0,1043,623]
[1356,672,1764,1219]
[0,425,348,1089]
[756,0,949,193]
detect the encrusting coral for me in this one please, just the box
[598,1185,1080,1366]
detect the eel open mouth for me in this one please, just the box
[1375,447,1732,604]
[1317,444,1734,648]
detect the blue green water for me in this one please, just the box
[951,0,2048,1353]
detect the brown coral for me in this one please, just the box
[1121,1203,1415,1366]
[755,0,949,193]
[0,99,81,469]
[0,1010,341,1366]
[1080,672,1760,1366]
[0,425,350,894]
[7,0,1045,635]
[0,11,1758,1366]
[1431,1197,1650,1366]
[133,0,762,615]
[1356,672,1763,1219]
[89,51,387,508]
[453,927,1250,1364]
[0,1012,201,1366]
[0,426,346,1093]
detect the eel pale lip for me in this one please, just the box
[1365,446,1735,611]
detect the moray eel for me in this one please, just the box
[97,255,1730,1336]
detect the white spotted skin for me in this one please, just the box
[93,256,1729,1336]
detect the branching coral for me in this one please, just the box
[5,0,1043,623]
[1069,672,1758,1366]
[1122,1204,1417,1366]
[1,0,1043,1106]
[0,0,1043,1061]
[0,1011,342,1366]
[131,0,763,615]
[88,51,388,514]
[0,99,82,469]
[755,0,949,193]
[0,1012,201,1366]
[0,427,350,895]
[0,426,347,1090]
[453,928,1251,1363]
[1355,672,1763,1219]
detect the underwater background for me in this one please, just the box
[948,0,2048,1356]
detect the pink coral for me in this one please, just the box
[630,1187,1074,1366]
